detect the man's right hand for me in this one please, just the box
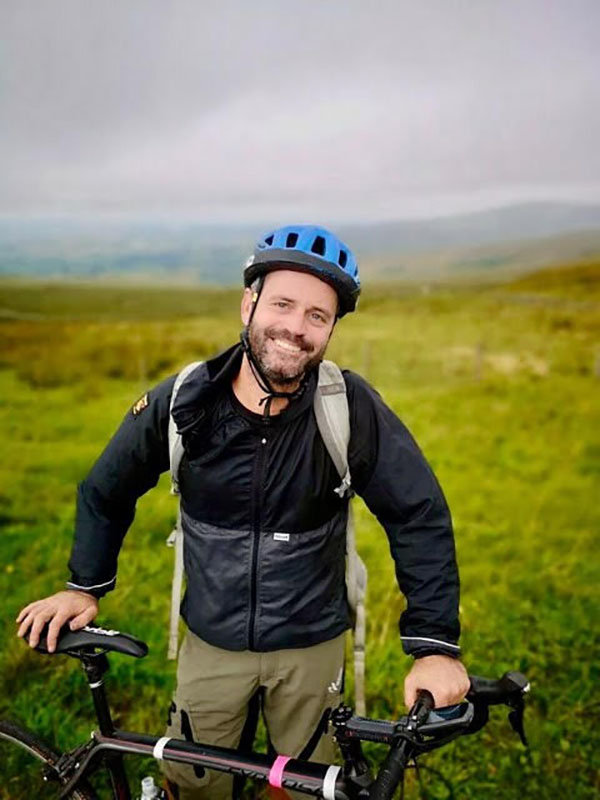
[16,590,99,653]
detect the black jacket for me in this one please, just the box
[68,344,461,658]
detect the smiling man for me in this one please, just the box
[17,225,468,800]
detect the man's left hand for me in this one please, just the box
[404,655,470,708]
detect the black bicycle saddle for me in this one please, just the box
[30,624,148,659]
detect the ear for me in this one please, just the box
[240,287,254,326]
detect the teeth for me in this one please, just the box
[274,339,301,353]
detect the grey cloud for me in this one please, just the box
[1,0,599,219]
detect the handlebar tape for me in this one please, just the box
[368,740,412,800]
[369,690,435,800]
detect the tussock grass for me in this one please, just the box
[0,263,599,797]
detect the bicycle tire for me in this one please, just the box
[0,718,99,800]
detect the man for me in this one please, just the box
[17,225,469,799]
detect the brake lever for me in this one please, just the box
[409,690,435,729]
[508,703,528,747]
[504,672,529,747]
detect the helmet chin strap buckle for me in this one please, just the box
[334,473,353,499]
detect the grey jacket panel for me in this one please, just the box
[180,507,351,652]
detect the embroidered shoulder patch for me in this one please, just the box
[132,393,149,417]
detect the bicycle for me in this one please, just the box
[0,625,530,799]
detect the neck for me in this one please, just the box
[232,354,300,416]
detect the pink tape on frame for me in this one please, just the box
[268,755,292,789]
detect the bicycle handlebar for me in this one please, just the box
[334,672,529,799]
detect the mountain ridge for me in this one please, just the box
[1,201,599,282]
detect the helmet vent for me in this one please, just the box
[311,235,326,256]
[265,234,274,246]
[338,250,347,268]
[286,232,299,247]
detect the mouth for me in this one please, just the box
[271,337,305,356]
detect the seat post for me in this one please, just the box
[78,650,132,797]
[79,650,115,736]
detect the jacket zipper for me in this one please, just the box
[248,433,268,650]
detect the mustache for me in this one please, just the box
[265,326,311,352]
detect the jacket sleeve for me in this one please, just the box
[346,371,461,659]
[66,374,176,598]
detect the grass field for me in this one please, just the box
[0,261,599,798]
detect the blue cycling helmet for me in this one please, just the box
[243,225,360,316]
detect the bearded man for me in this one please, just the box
[17,225,469,799]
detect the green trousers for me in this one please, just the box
[161,629,345,800]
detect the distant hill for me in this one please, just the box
[0,201,599,282]
[339,201,600,255]
[370,229,600,280]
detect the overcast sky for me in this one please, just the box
[2,0,599,223]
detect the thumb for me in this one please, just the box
[404,678,417,709]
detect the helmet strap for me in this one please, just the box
[247,275,264,327]
[239,329,308,418]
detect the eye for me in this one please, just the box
[310,311,327,324]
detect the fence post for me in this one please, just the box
[136,332,147,386]
[474,342,485,381]
[363,340,372,382]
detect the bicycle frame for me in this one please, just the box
[58,729,344,799]
[56,648,347,799]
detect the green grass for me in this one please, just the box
[0,262,599,798]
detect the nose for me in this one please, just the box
[285,308,308,339]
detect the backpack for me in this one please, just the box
[166,360,368,715]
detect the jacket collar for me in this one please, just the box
[171,343,317,433]
[171,344,243,434]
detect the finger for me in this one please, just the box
[69,605,97,630]
[408,680,442,709]
[404,679,417,709]
[28,610,53,649]
[47,613,70,653]
[17,610,42,639]
[432,689,446,709]
[446,681,469,706]
[17,612,34,639]
[16,603,37,623]
[433,689,449,707]
[438,677,466,706]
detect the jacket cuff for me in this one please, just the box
[66,574,116,599]
[401,636,461,659]
[411,647,461,660]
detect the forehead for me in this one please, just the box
[262,269,338,311]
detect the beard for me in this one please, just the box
[247,321,328,388]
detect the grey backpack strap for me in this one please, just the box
[314,361,368,715]
[167,361,202,660]
[346,505,367,716]
[166,508,185,660]
[314,361,352,499]
[168,361,202,495]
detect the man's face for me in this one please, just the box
[241,270,338,388]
